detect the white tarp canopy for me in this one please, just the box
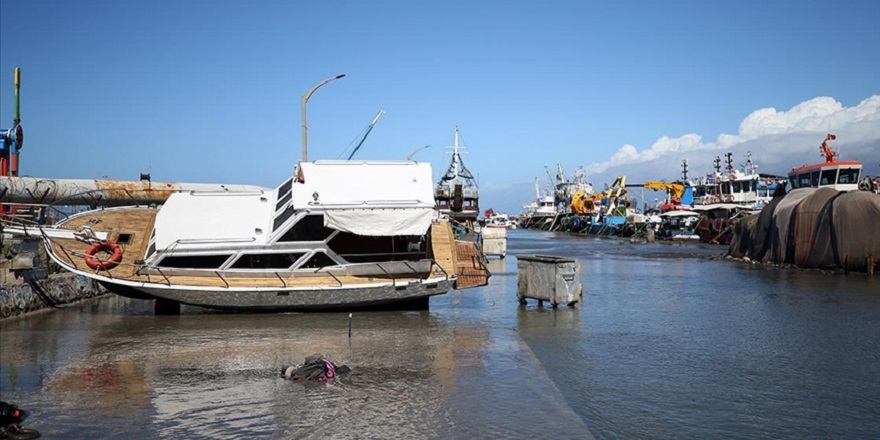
[323,208,435,236]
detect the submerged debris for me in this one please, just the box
[281,355,351,382]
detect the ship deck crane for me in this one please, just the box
[346,110,385,160]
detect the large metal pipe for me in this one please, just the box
[0,176,269,207]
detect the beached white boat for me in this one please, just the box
[8,161,489,311]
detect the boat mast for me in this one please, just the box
[745,151,757,175]
[452,126,460,183]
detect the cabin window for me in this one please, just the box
[300,252,338,269]
[820,169,837,186]
[273,205,295,231]
[145,242,156,259]
[798,174,811,188]
[230,253,305,269]
[328,233,427,263]
[277,215,335,242]
[810,171,820,187]
[275,192,292,212]
[732,181,742,193]
[158,254,233,269]
[277,178,293,199]
[838,168,860,184]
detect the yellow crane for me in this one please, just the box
[642,181,685,204]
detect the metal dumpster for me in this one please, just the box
[480,227,507,258]
[516,254,582,307]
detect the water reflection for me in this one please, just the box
[2,286,592,438]
[4,229,877,439]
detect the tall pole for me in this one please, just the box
[11,67,21,176]
[13,67,20,127]
[301,74,345,163]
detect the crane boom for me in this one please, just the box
[347,110,385,160]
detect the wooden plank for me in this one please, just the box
[454,241,490,288]
[429,220,457,277]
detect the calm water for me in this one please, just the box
[2,229,879,439]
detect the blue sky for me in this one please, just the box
[1,0,878,214]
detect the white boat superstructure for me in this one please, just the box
[788,134,863,192]
[689,152,786,209]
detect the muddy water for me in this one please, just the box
[2,229,879,439]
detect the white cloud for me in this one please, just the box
[584,95,880,179]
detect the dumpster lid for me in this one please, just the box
[515,254,577,264]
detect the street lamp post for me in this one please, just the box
[301,74,346,163]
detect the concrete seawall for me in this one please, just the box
[1,273,107,319]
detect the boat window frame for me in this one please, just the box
[820,169,838,186]
[298,251,339,269]
[810,171,820,187]
[327,232,428,263]
[228,252,307,270]
[276,214,336,243]
[155,253,235,270]
[837,168,860,184]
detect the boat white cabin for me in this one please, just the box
[788,134,862,192]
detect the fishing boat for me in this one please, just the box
[688,152,786,209]
[788,134,863,192]
[482,208,516,229]
[434,127,480,222]
[7,160,490,312]
[518,178,558,229]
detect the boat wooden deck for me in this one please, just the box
[49,207,158,278]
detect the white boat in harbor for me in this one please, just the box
[482,208,516,229]
[788,134,865,192]
[8,160,490,312]
[689,151,787,209]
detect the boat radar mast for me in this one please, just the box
[434,126,479,221]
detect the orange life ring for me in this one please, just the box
[84,241,123,270]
